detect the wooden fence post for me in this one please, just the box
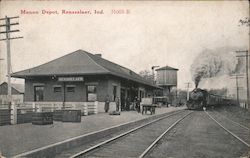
[37,103,42,112]
[83,102,88,116]
[11,102,17,125]
[32,102,36,112]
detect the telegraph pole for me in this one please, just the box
[236,50,249,108]
[0,16,23,105]
[230,74,244,106]
[0,58,4,83]
[185,82,191,101]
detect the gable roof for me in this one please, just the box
[11,50,159,88]
[0,82,24,95]
[156,65,179,71]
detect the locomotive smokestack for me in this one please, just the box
[195,76,201,88]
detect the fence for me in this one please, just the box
[0,104,11,125]
[0,101,98,125]
[239,102,249,109]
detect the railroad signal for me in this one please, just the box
[0,16,23,105]
[151,65,159,84]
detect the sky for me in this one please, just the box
[0,0,249,90]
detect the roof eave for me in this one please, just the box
[11,72,111,78]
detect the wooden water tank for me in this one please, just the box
[156,66,178,86]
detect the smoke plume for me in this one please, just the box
[191,48,239,88]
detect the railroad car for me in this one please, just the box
[186,88,234,110]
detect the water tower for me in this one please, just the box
[155,66,178,97]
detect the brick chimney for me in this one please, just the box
[95,54,102,58]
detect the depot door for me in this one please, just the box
[120,88,126,111]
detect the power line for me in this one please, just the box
[0,15,23,104]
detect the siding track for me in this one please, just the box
[205,110,250,147]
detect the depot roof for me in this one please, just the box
[11,49,160,88]
[156,66,179,71]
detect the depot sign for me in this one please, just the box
[58,77,84,82]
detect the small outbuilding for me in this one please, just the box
[0,82,24,104]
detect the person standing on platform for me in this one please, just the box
[136,97,141,113]
[115,97,120,112]
[104,95,110,113]
[126,97,130,111]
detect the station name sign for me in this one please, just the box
[58,77,84,82]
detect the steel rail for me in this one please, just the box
[69,110,187,158]
[205,111,250,147]
[13,110,185,158]
[213,111,249,131]
[139,111,193,158]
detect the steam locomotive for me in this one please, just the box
[186,88,233,110]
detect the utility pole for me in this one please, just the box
[0,16,23,105]
[230,74,244,106]
[151,65,159,84]
[236,50,250,108]
[0,58,4,83]
[185,82,191,101]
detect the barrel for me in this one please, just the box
[32,112,53,125]
[62,110,81,122]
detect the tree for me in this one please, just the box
[139,70,153,82]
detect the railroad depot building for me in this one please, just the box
[11,50,160,112]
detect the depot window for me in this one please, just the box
[87,85,97,101]
[66,85,75,92]
[53,85,62,93]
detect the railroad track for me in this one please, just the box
[212,110,250,131]
[66,110,193,158]
[205,110,250,148]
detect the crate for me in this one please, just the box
[32,112,53,125]
[141,98,153,105]
[53,110,63,121]
[0,109,11,126]
[62,110,81,122]
[17,112,33,124]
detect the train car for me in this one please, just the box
[187,88,235,110]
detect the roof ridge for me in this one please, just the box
[85,52,155,86]
[12,50,82,75]
[83,51,111,73]
[85,52,138,75]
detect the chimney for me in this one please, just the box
[95,54,102,58]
